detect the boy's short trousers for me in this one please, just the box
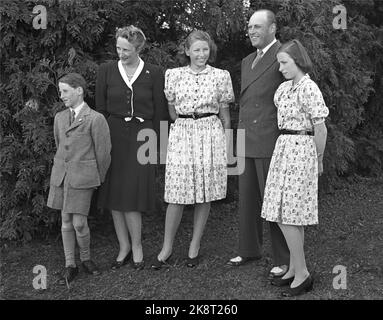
[47,176,94,215]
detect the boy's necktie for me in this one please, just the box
[70,110,76,125]
[251,50,264,69]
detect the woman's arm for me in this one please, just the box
[219,106,231,164]
[168,104,178,122]
[95,63,109,118]
[218,106,231,130]
[313,121,327,175]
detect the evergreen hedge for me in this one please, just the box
[1,0,382,240]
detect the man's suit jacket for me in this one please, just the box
[49,103,111,190]
[238,41,285,158]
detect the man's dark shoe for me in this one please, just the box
[82,260,101,276]
[267,265,288,280]
[58,266,78,285]
[226,256,260,267]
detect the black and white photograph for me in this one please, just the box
[1,0,382,308]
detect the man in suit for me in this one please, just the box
[47,73,111,285]
[227,9,290,278]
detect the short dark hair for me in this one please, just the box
[58,72,87,95]
[177,29,217,65]
[278,39,313,73]
[115,25,146,53]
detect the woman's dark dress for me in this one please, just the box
[95,60,168,212]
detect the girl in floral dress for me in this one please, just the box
[261,39,329,296]
[152,30,234,269]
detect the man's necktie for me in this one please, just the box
[70,110,76,125]
[251,50,264,69]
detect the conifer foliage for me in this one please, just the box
[0,0,382,240]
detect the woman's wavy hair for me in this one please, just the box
[115,25,146,53]
[177,29,217,66]
[277,39,313,74]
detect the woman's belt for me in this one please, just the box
[280,129,314,136]
[178,113,217,119]
[109,114,145,122]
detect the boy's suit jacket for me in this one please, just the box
[237,41,285,158]
[50,103,111,190]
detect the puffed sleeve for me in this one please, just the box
[273,82,287,109]
[300,80,329,125]
[217,70,234,108]
[164,68,177,105]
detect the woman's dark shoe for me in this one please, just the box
[151,254,172,270]
[186,255,199,268]
[281,275,313,297]
[271,276,294,287]
[111,251,132,270]
[132,260,145,270]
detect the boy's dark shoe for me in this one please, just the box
[58,266,78,285]
[82,260,101,275]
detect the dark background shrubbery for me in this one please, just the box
[1,0,382,241]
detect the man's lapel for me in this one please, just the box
[241,51,257,94]
[241,41,281,95]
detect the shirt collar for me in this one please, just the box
[70,101,85,117]
[258,38,277,55]
[291,74,310,91]
[118,57,144,89]
[186,64,211,75]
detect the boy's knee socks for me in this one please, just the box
[75,225,91,262]
[61,226,76,267]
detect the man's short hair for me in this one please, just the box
[58,73,87,95]
[252,9,277,27]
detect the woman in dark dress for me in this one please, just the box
[96,25,168,269]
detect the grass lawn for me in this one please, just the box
[1,176,382,300]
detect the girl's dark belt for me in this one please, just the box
[178,113,217,119]
[280,129,314,136]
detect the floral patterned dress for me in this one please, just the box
[261,74,329,225]
[164,65,234,204]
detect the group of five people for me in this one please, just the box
[47,9,328,297]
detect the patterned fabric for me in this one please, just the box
[164,65,234,204]
[261,74,329,225]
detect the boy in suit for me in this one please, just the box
[47,73,111,285]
